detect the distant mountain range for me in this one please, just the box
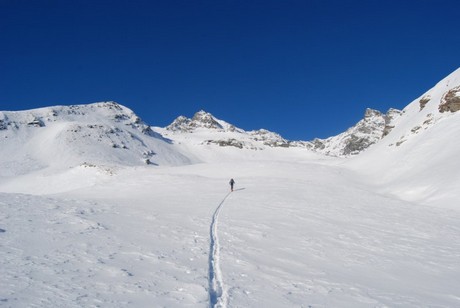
[1,68,459,175]
[159,66,460,158]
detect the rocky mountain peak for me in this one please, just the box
[162,110,310,149]
[191,110,224,129]
[364,108,383,118]
[310,107,402,156]
[166,110,230,132]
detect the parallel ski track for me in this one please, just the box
[208,191,231,308]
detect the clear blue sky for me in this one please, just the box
[1,0,459,140]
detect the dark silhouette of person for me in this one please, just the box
[229,178,235,192]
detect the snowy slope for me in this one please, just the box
[0,102,194,174]
[346,67,460,209]
[0,102,196,193]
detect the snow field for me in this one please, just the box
[1,158,460,307]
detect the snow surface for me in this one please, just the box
[1,69,460,307]
[1,157,460,307]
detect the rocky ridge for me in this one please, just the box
[164,110,309,149]
[163,74,460,156]
[310,108,403,156]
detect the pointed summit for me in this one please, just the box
[191,110,223,130]
[166,110,238,132]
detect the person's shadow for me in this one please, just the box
[233,188,246,192]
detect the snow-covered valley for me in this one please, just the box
[1,157,460,307]
[1,68,460,307]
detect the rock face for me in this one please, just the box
[166,110,236,132]
[310,108,402,156]
[439,86,460,113]
[249,129,291,148]
[419,96,431,111]
[191,111,225,130]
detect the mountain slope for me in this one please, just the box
[346,67,460,208]
[311,108,402,156]
[0,102,194,176]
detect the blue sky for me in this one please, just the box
[1,0,459,140]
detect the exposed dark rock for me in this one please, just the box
[0,113,8,130]
[191,111,223,129]
[311,138,326,150]
[383,108,402,137]
[204,138,244,149]
[439,86,460,113]
[310,107,402,156]
[419,96,431,111]
[343,135,374,155]
[27,117,45,127]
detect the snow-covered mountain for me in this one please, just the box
[0,102,194,176]
[345,67,460,208]
[311,108,402,156]
[310,68,460,157]
[160,110,310,150]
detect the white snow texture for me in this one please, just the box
[1,68,460,307]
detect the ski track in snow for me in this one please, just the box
[208,191,232,308]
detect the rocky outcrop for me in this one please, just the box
[166,111,228,132]
[204,138,244,149]
[439,86,460,113]
[383,108,403,137]
[0,113,9,130]
[311,108,402,156]
[191,111,224,129]
[27,116,45,127]
[419,96,431,111]
[249,129,291,147]
[166,116,193,132]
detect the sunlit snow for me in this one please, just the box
[1,69,460,307]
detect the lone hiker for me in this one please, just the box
[229,178,235,192]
